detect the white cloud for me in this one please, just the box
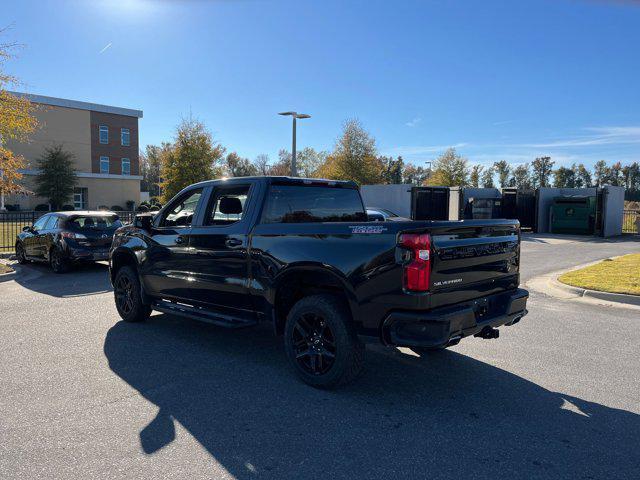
[99,43,112,54]
[382,125,640,167]
[492,120,513,126]
[503,125,640,148]
[382,143,469,157]
[405,117,422,127]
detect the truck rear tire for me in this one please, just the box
[114,266,151,323]
[284,294,364,388]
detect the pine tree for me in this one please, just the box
[481,166,495,188]
[469,165,483,187]
[493,160,511,188]
[531,156,554,188]
[34,145,78,210]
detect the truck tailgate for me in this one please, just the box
[424,220,520,308]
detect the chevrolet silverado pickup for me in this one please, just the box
[109,176,528,388]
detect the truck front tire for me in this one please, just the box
[114,266,151,323]
[284,294,364,388]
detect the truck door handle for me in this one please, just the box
[225,238,242,248]
[175,236,185,244]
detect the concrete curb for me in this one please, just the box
[525,258,640,311]
[0,263,17,282]
[554,277,640,306]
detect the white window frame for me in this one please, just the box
[100,156,110,174]
[121,158,131,175]
[121,128,130,146]
[99,125,109,144]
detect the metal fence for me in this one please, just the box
[0,211,41,252]
[0,210,137,252]
[623,210,639,234]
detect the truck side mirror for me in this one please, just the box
[134,214,153,231]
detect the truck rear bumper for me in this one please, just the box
[382,288,529,349]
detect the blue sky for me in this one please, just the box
[4,0,640,169]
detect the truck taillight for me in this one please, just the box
[399,233,431,292]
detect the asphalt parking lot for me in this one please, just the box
[1,234,638,480]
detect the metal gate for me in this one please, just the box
[623,210,639,234]
[411,187,450,220]
[501,188,537,231]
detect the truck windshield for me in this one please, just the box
[263,185,367,223]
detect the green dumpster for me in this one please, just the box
[550,196,596,235]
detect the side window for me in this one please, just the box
[99,125,109,144]
[33,215,49,231]
[44,216,58,230]
[205,185,250,226]
[121,128,130,146]
[159,189,203,228]
[100,156,110,174]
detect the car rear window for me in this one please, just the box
[262,185,367,223]
[67,215,122,230]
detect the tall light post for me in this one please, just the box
[278,111,310,176]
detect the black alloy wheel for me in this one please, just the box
[50,247,69,273]
[291,312,337,376]
[113,266,151,323]
[15,243,27,264]
[284,294,364,388]
[115,273,135,316]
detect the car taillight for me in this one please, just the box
[61,231,87,239]
[399,233,431,292]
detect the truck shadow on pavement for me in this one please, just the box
[13,262,112,297]
[104,314,640,480]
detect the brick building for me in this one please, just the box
[5,92,143,210]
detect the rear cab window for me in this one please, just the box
[262,184,367,223]
[205,184,250,226]
[67,215,122,230]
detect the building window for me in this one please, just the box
[99,125,109,144]
[121,128,130,146]
[100,156,110,174]
[73,188,88,210]
[121,158,131,175]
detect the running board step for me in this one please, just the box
[152,300,257,329]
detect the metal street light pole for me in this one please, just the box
[278,111,311,176]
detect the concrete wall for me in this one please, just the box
[536,187,597,233]
[5,105,92,172]
[602,185,625,237]
[360,184,413,218]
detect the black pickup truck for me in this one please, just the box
[109,176,528,387]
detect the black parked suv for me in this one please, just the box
[16,211,123,273]
[109,177,528,388]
